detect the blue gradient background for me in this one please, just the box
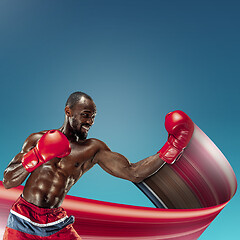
[0,0,239,239]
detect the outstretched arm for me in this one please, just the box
[93,110,194,183]
[92,142,165,183]
[2,133,43,189]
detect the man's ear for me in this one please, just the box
[65,106,72,117]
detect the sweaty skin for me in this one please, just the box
[3,96,164,209]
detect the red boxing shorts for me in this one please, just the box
[3,195,81,240]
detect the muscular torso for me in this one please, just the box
[23,133,99,209]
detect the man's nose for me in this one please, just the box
[86,117,94,125]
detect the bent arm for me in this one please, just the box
[2,132,43,189]
[93,142,165,183]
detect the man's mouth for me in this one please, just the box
[81,125,90,132]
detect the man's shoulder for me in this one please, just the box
[24,130,51,146]
[86,138,109,150]
[21,130,48,152]
[27,130,48,141]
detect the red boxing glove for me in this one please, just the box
[158,110,194,164]
[22,130,71,172]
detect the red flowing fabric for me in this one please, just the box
[0,125,237,239]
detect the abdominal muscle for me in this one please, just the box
[22,162,77,209]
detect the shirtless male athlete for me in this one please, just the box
[2,91,194,239]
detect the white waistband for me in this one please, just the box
[10,209,69,227]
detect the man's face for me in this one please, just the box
[67,97,96,139]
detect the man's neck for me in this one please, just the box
[59,119,77,142]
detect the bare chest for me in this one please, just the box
[42,141,96,180]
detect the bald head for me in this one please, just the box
[66,91,93,109]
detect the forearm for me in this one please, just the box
[131,153,165,183]
[3,154,29,189]
[95,144,166,184]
